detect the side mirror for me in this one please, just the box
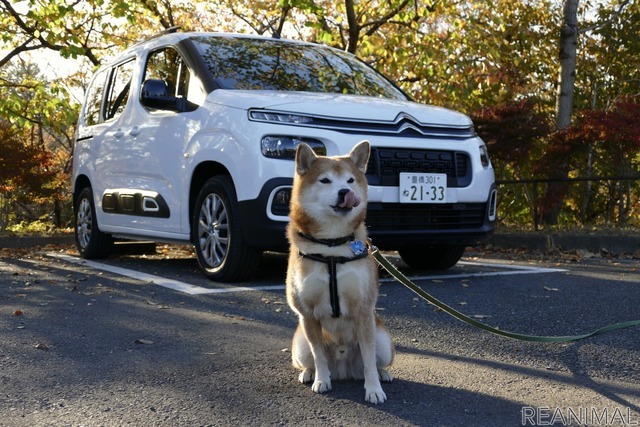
[140,79,185,112]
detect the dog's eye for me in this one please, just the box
[319,178,331,184]
[347,177,355,184]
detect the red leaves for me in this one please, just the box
[471,99,551,167]
[0,121,57,200]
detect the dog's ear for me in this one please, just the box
[349,140,370,173]
[295,143,317,175]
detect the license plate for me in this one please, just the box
[399,173,447,203]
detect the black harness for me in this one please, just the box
[297,232,369,318]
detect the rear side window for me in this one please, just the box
[104,59,135,121]
[84,68,108,126]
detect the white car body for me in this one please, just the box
[72,31,497,281]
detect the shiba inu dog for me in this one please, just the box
[285,140,395,404]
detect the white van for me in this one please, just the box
[72,30,497,281]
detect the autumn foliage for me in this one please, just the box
[0,0,638,231]
[537,101,640,226]
[471,99,551,178]
[0,121,56,199]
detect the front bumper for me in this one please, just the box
[239,180,497,251]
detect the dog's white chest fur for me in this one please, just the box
[294,259,369,319]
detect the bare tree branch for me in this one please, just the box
[579,0,631,33]
[0,37,37,68]
[0,0,101,66]
[362,0,412,37]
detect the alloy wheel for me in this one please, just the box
[197,193,229,268]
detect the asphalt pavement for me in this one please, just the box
[1,235,639,426]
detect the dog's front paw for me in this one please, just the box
[311,379,332,394]
[298,369,314,384]
[365,386,387,404]
[378,368,393,382]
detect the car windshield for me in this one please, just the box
[190,35,407,100]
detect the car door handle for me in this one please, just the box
[129,126,141,137]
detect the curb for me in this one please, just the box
[0,235,76,249]
[489,232,640,256]
[1,233,639,256]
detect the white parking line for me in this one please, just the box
[47,253,567,295]
[47,253,285,295]
[379,260,567,283]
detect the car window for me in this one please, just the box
[84,68,109,126]
[142,47,207,109]
[104,59,135,121]
[191,36,407,100]
[144,47,190,98]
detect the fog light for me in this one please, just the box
[270,188,292,216]
[275,189,291,206]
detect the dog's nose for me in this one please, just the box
[337,188,350,204]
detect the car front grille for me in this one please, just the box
[366,203,486,231]
[366,148,471,187]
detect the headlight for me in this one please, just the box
[479,144,491,168]
[249,110,314,125]
[261,136,326,159]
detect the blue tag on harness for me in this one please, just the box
[350,240,367,256]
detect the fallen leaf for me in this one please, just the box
[34,343,49,350]
[12,309,23,316]
[472,314,491,319]
[543,286,559,292]
[134,339,154,345]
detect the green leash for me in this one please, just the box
[371,247,640,342]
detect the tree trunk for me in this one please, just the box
[53,198,63,228]
[555,0,579,130]
[541,0,580,226]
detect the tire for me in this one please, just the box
[192,176,261,282]
[398,245,465,271]
[74,187,113,258]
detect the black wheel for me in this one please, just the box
[192,176,261,282]
[74,187,113,258]
[398,245,465,271]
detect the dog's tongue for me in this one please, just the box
[339,190,361,209]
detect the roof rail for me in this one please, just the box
[134,26,182,47]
